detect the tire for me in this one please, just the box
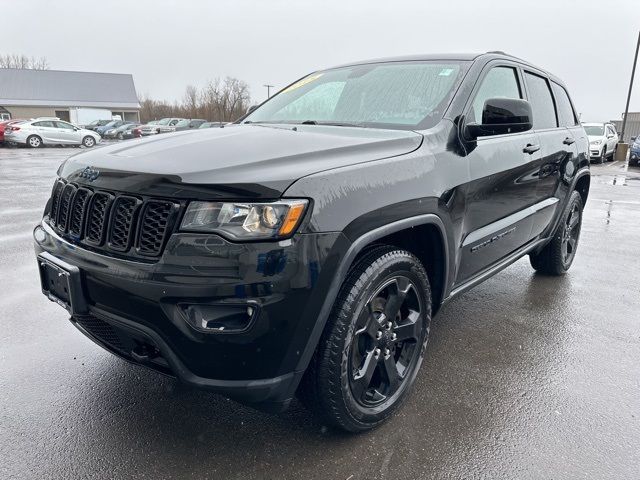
[117,132,124,140]
[529,190,583,275]
[299,246,432,432]
[609,145,616,162]
[26,135,42,148]
[600,147,606,164]
[82,136,96,148]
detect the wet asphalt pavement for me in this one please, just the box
[1,145,639,479]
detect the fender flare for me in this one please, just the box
[293,213,449,376]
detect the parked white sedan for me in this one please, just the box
[3,118,101,148]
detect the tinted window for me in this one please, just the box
[524,72,557,129]
[55,121,75,130]
[551,83,577,127]
[33,121,54,128]
[470,66,521,124]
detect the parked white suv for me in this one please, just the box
[3,118,101,148]
[583,122,618,163]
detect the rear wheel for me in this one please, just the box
[530,190,583,275]
[299,246,432,432]
[82,136,96,148]
[27,135,42,148]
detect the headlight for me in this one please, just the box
[180,200,308,240]
[591,140,602,145]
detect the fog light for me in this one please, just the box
[33,226,47,244]
[179,303,258,333]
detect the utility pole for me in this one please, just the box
[621,30,640,143]
[263,84,274,99]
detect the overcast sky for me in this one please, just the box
[4,0,638,122]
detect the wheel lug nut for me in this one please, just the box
[374,348,381,358]
[386,321,392,330]
[391,333,397,341]
[384,348,390,357]
[375,331,382,340]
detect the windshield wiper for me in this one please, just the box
[298,120,365,128]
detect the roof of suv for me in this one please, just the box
[330,51,560,83]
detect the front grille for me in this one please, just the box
[49,181,65,227]
[75,315,125,353]
[108,196,140,251]
[138,201,174,256]
[57,184,77,231]
[69,188,92,237]
[85,192,113,245]
[46,179,180,260]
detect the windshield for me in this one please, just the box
[157,118,172,125]
[243,61,469,130]
[584,125,604,136]
[175,120,190,127]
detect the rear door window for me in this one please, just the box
[470,66,522,124]
[33,121,54,128]
[551,82,577,127]
[524,72,558,130]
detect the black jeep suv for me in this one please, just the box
[35,52,589,432]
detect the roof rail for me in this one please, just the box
[486,50,508,55]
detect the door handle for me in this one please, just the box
[523,144,540,154]
[563,137,575,145]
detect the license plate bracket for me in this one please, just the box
[37,252,88,315]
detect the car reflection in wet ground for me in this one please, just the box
[1,147,639,479]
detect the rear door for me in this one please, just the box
[456,63,543,283]
[32,121,57,143]
[520,70,572,238]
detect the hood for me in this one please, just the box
[59,124,423,199]
[587,135,604,143]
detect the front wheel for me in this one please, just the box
[82,136,96,148]
[530,190,583,275]
[600,147,607,164]
[299,246,432,432]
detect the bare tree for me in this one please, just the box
[139,77,252,124]
[0,53,49,70]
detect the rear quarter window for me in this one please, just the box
[551,82,578,127]
[524,72,558,130]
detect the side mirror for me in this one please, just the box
[465,98,533,140]
[247,105,259,114]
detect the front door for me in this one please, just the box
[54,121,80,144]
[456,64,543,283]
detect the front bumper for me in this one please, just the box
[35,220,344,410]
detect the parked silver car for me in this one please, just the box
[3,118,101,148]
[139,117,184,136]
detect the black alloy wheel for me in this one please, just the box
[299,246,432,432]
[561,201,581,266]
[529,190,583,275]
[349,276,423,407]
